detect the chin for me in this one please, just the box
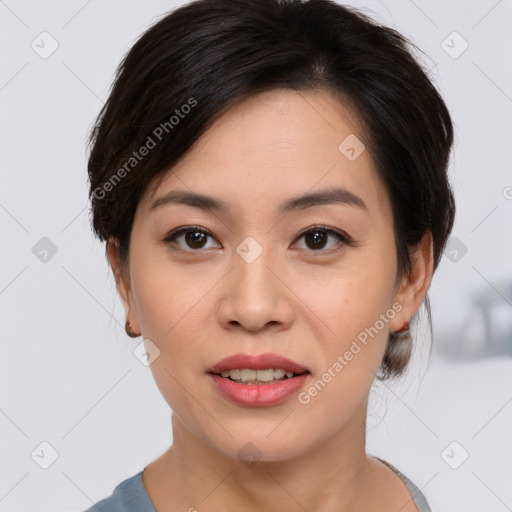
[208,431,308,465]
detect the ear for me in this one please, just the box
[389,230,434,332]
[106,237,140,333]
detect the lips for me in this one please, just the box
[207,352,310,375]
[207,352,310,407]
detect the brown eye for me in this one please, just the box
[164,227,220,251]
[184,230,208,249]
[294,226,350,253]
[304,230,328,250]
[163,225,351,254]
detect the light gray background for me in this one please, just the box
[1,1,511,511]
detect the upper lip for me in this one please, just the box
[208,352,310,374]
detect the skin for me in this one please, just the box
[107,88,433,511]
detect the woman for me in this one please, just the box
[84,0,455,510]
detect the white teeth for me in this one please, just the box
[230,369,241,379]
[240,369,257,381]
[256,369,274,382]
[218,368,298,382]
[273,368,285,379]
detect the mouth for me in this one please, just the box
[209,368,311,385]
[207,352,311,382]
[206,352,311,401]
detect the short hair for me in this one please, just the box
[87,0,455,380]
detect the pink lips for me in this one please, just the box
[207,352,310,407]
[207,352,310,374]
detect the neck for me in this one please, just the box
[148,405,378,511]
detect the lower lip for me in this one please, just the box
[208,373,309,407]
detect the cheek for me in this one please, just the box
[309,250,396,336]
[130,260,211,421]
[293,275,394,436]
[303,250,396,385]
[130,247,209,346]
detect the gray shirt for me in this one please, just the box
[374,456,431,511]
[82,458,431,511]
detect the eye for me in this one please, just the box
[292,225,351,253]
[163,224,352,254]
[163,226,220,251]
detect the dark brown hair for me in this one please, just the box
[87,0,455,380]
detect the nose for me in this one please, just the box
[217,242,294,333]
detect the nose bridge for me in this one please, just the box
[233,234,277,296]
[217,234,292,331]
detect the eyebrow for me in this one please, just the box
[149,187,368,214]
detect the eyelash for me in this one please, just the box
[162,224,352,255]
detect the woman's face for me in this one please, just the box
[110,88,429,462]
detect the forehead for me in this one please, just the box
[144,88,391,221]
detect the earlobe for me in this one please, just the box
[390,230,434,332]
[106,238,142,337]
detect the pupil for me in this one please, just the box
[306,230,327,250]
[186,231,206,248]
